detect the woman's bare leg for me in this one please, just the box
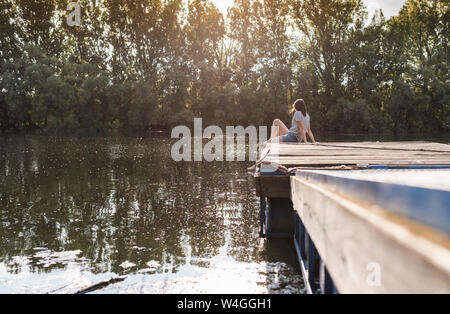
[270,136,284,143]
[251,119,287,172]
[270,119,289,139]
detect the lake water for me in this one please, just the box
[0,135,303,294]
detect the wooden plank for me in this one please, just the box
[301,169,450,192]
[296,170,450,234]
[322,142,450,150]
[269,143,450,149]
[263,143,450,155]
[290,175,450,293]
[265,153,450,158]
[265,149,450,155]
[265,151,450,157]
[265,157,450,162]
[268,142,450,151]
[264,158,450,166]
[259,141,450,167]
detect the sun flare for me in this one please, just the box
[209,0,235,15]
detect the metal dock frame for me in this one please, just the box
[256,165,450,294]
[290,168,450,294]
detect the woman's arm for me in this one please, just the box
[307,128,316,143]
[296,121,307,143]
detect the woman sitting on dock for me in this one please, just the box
[270,99,316,143]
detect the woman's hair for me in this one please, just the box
[290,99,307,116]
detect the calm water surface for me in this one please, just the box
[0,135,302,294]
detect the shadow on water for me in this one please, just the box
[0,135,302,294]
[260,239,305,294]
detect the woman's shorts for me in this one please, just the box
[281,132,298,143]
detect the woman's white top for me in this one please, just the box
[289,111,310,141]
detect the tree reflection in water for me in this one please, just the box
[0,135,302,293]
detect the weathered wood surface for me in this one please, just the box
[260,142,450,167]
[302,169,450,192]
[290,174,450,294]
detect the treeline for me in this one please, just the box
[0,0,448,135]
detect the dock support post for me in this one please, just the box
[294,213,307,259]
[295,212,333,294]
[259,197,266,238]
[306,233,320,292]
[320,261,336,294]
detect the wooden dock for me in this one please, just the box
[253,141,450,294]
[260,141,450,167]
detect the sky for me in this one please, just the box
[209,0,407,19]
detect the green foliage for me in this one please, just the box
[0,0,448,136]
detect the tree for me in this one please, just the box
[184,0,230,123]
[289,0,366,131]
[389,0,450,132]
[0,0,448,136]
